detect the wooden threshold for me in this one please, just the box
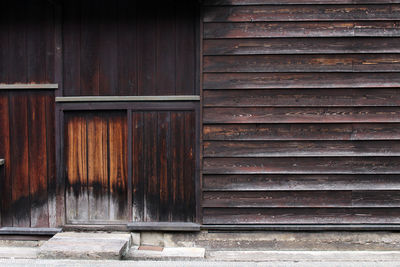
[0,84,58,89]
[127,222,201,232]
[202,224,400,231]
[56,95,200,102]
[0,227,62,235]
[0,159,4,166]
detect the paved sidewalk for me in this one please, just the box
[1,259,400,267]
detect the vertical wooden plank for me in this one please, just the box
[144,112,159,221]
[117,0,138,96]
[176,3,196,95]
[137,7,156,96]
[184,111,196,222]
[63,0,81,96]
[0,94,12,226]
[87,114,109,221]
[45,93,57,227]
[109,113,128,220]
[45,0,56,84]
[28,94,49,227]
[0,1,9,83]
[99,0,118,95]
[80,0,100,95]
[65,114,88,222]
[158,112,171,221]
[8,1,27,83]
[156,3,176,95]
[10,93,30,227]
[132,112,144,222]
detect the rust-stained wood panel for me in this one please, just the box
[132,111,196,223]
[204,89,400,107]
[0,91,55,228]
[64,112,128,223]
[204,73,400,89]
[63,0,198,96]
[203,5,400,22]
[204,54,400,73]
[204,22,400,39]
[203,38,400,55]
[203,124,400,141]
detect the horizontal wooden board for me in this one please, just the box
[203,5,400,22]
[204,107,400,123]
[203,174,400,191]
[204,21,400,38]
[203,89,400,107]
[204,54,400,73]
[203,38,400,55]
[203,157,400,174]
[203,208,400,224]
[203,140,400,157]
[203,190,400,207]
[204,73,400,89]
[203,124,400,141]
[203,0,400,5]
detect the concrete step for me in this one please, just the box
[207,250,400,262]
[38,232,131,260]
[126,246,205,260]
[0,247,38,259]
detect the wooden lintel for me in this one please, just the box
[127,222,201,232]
[55,95,201,102]
[0,84,58,89]
[202,224,400,231]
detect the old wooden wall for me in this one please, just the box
[202,1,400,224]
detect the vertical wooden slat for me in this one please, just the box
[0,1,9,83]
[158,112,171,221]
[28,95,49,227]
[66,115,88,222]
[171,112,184,221]
[87,114,109,221]
[109,113,128,220]
[184,111,196,222]
[132,112,144,222]
[10,93,30,227]
[0,94,11,226]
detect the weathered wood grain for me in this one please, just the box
[204,140,400,157]
[203,174,400,191]
[132,112,144,222]
[204,73,400,89]
[203,124,400,141]
[203,157,400,174]
[204,54,400,73]
[204,89,400,107]
[204,21,400,39]
[204,5,400,22]
[203,38,400,55]
[203,0,400,5]
[204,107,400,123]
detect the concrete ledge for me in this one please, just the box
[0,227,62,236]
[128,222,201,232]
[0,247,38,259]
[207,251,400,262]
[127,246,205,261]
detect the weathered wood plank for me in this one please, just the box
[203,208,400,224]
[204,54,400,73]
[132,112,144,222]
[203,157,400,174]
[203,0,400,5]
[203,38,400,55]
[204,21,400,39]
[158,112,171,222]
[203,174,400,191]
[203,73,400,89]
[204,140,400,157]
[203,124,400,141]
[204,107,400,123]
[203,5,400,22]
[203,89,400,107]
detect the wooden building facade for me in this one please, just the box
[1,0,400,231]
